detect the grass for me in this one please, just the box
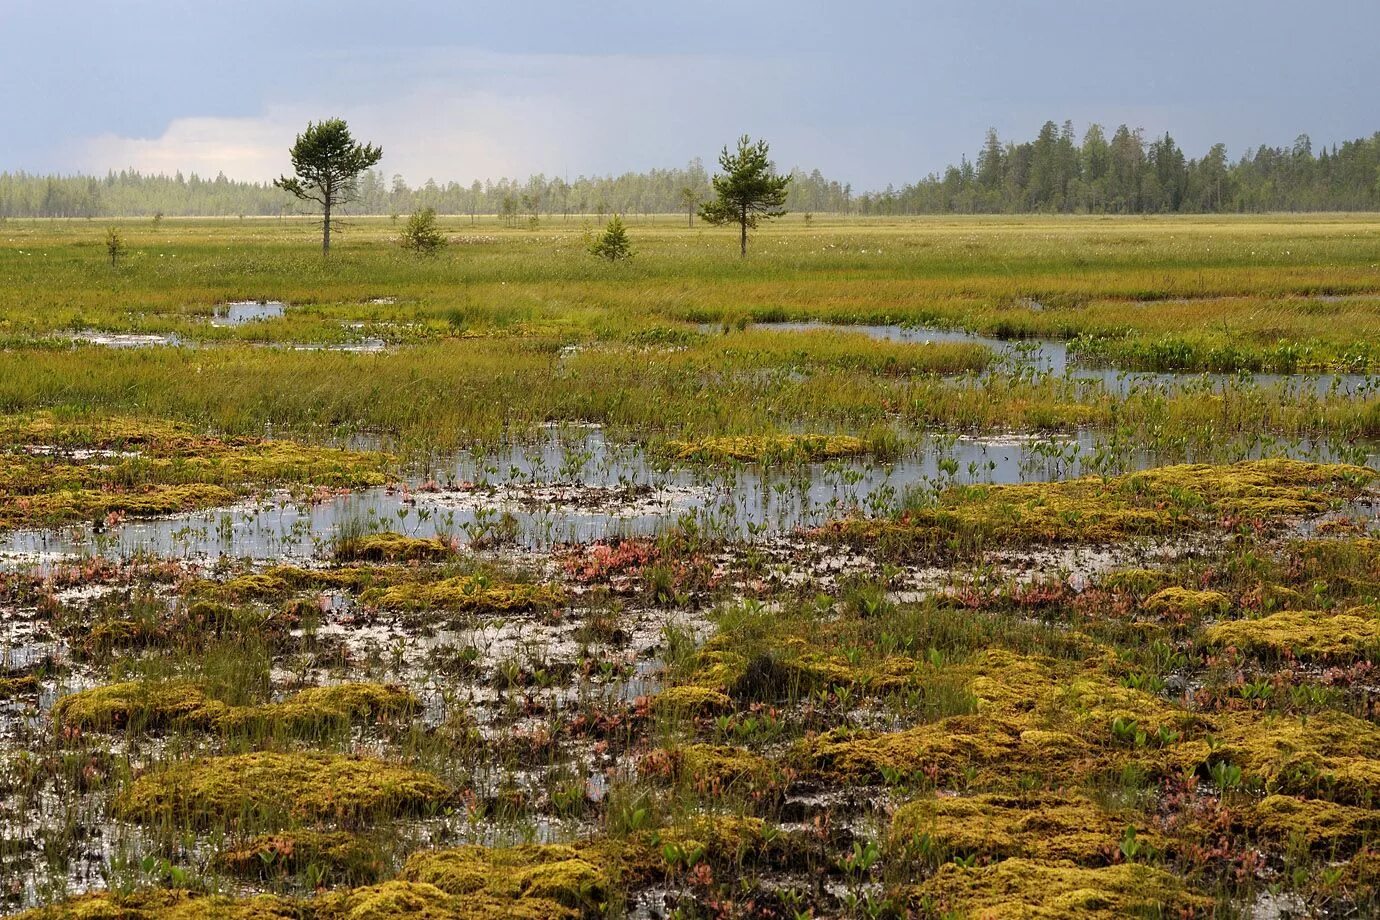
[2,214,1379,919]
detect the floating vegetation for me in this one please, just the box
[664,433,877,464]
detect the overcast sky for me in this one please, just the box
[5,0,1379,189]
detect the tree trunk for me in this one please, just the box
[687,205,693,229]
[322,199,332,255]
[739,206,747,258]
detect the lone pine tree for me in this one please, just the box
[699,135,790,257]
[275,118,382,255]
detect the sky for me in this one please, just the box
[4,0,1379,190]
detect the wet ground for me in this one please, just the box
[5,427,1374,565]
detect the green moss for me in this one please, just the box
[1202,607,1380,660]
[1248,795,1380,850]
[1143,587,1230,619]
[907,858,1211,918]
[362,575,565,613]
[1099,568,1175,597]
[116,751,449,827]
[335,532,456,563]
[53,680,415,735]
[664,433,873,464]
[889,792,1154,865]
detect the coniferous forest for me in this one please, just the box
[6,121,1380,218]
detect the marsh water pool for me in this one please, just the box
[747,321,1379,396]
[3,426,1375,564]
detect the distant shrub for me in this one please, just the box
[399,207,446,255]
[590,215,632,261]
[105,227,125,267]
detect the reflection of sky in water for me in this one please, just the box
[211,300,286,326]
[751,322,1378,397]
[2,427,1375,564]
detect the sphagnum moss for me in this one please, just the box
[907,858,1212,919]
[361,574,566,613]
[52,680,416,734]
[889,792,1161,866]
[115,751,450,827]
[663,433,875,464]
[819,459,1376,558]
[1202,607,1380,660]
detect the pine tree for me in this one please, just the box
[699,135,790,257]
[399,207,446,255]
[274,119,382,255]
[590,215,632,261]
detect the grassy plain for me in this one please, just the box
[1,213,1379,918]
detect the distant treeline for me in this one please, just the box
[5,122,1380,218]
[855,123,1380,215]
[0,160,850,220]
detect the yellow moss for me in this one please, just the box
[1202,608,1380,660]
[1,484,239,530]
[665,433,872,464]
[116,751,449,827]
[803,715,1045,785]
[650,685,732,715]
[821,460,1376,557]
[889,793,1153,865]
[674,640,923,703]
[400,843,607,911]
[53,681,415,734]
[0,412,393,531]
[219,829,381,879]
[363,575,565,613]
[11,889,298,919]
[1248,795,1380,850]
[312,880,567,920]
[800,650,1192,786]
[312,881,463,920]
[683,743,779,789]
[908,858,1211,918]
[1143,587,1230,618]
[0,674,38,697]
[335,531,456,563]
[964,650,1191,737]
[1178,710,1380,804]
[653,814,767,862]
[52,680,219,731]
[216,572,294,601]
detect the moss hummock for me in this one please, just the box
[334,531,457,563]
[819,460,1375,559]
[889,792,1154,865]
[400,843,608,912]
[907,858,1211,918]
[664,433,874,464]
[116,751,449,827]
[1202,607,1380,660]
[53,681,415,735]
[362,575,565,613]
